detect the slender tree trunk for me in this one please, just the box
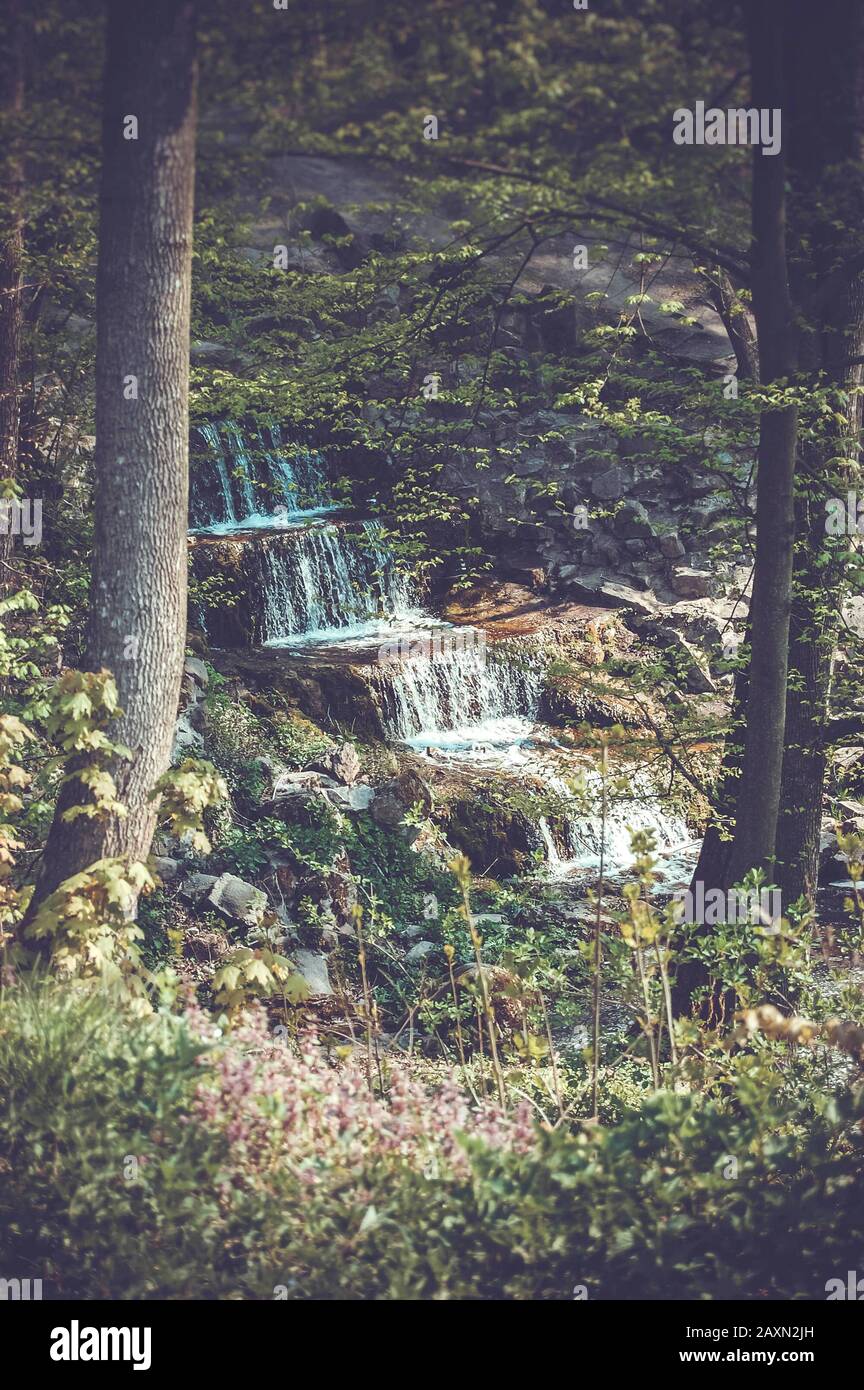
[0,0,24,589]
[775,0,864,909]
[673,1,797,1012]
[726,0,798,885]
[29,0,197,912]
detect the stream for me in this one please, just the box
[191,422,697,883]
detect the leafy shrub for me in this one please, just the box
[2,981,864,1301]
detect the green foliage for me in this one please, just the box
[2,980,863,1300]
[212,945,309,1014]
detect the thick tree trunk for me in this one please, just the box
[29,0,197,912]
[0,0,24,589]
[775,0,864,909]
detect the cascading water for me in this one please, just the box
[258,521,419,646]
[372,642,542,751]
[190,421,329,530]
[190,421,695,878]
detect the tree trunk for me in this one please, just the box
[775,0,864,909]
[0,0,24,589]
[726,0,798,885]
[29,0,197,912]
[673,0,796,1013]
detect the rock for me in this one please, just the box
[591,465,631,501]
[658,532,686,559]
[184,656,209,688]
[613,500,655,540]
[172,713,204,761]
[403,922,433,939]
[152,855,182,885]
[588,579,660,616]
[371,787,406,829]
[324,784,375,812]
[587,533,622,567]
[404,940,438,966]
[293,949,332,996]
[512,454,547,477]
[654,624,716,694]
[310,742,362,786]
[207,873,268,927]
[670,567,717,599]
[273,769,339,794]
[179,873,218,904]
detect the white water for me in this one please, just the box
[191,421,330,531]
[191,422,692,876]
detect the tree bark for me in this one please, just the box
[725,0,798,885]
[29,0,197,912]
[775,0,864,909]
[0,0,24,589]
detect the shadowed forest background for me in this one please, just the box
[1,0,864,1303]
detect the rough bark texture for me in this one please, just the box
[774,0,864,908]
[29,0,198,910]
[0,0,24,587]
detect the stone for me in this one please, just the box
[658,532,686,559]
[670,567,717,599]
[311,742,362,786]
[184,656,209,688]
[324,783,375,812]
[371,787,406,829]
[404,940,438,966]
[293,949,332,996]
[172,714,204,761]
[591,465,631,501]
[613,500,655,539]
[588,533,621,567]
[270,769,339,801]
[654,624,716,694]
[207,873,268,927]
[179,872,218,904]
[152,856,182,885]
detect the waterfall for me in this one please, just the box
[189,420,693,883]
[190,421,330,530]
[538,764,692,875]
[259,522,418,645]
[371,641,542,748]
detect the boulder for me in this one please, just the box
[207,873,268,927]
[172,713,204,761]
[371,786,406,829]
[184,656,209,688]
[653,624,716,694]
[179,873,218,904]
[310,742,362,786]
[658,532,686,559]
[293,949,333,996]
[613,500,655,540]
[272,769,339,797]
[324,783,375,812]
[670,567,717,599]
[404,940,438,967]
[152,855,182,885]
[591,465,631,501]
